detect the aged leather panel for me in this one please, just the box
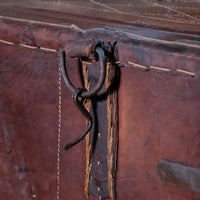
[117,67,200,200]
[0,0,200,33]
[115,35,200,199]
[115,37,200,75]
[0,3,200,199]
[0,43,96,200]
[0,17,81,50]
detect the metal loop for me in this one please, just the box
[65,88,92,150]
[59,47,106,98]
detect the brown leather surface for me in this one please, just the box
[117,67,200,200]
[0,17,81,50]
[0,0,200,33]
[115,37,200,75]
[115,35,200,199]
[0,43,92,200]
[0,16,200,51]
[0,7,200,199]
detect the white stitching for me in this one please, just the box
[0,15,86,33]
[150,66,171,72]
[19,44,38,49]
[125,61,198,77]
[0,39,14,45]
[176,69,197,76]
[116,31,200,49]
[57,67,62,200]
[128,61,147,69]
[0,39,198,78]
[139,0,200,23]
[40,47,57,52]
[0,39,57,52]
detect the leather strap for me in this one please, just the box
[83,61,118,199]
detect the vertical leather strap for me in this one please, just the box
[83,61,118,199]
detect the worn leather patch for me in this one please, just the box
[83,61,118,199]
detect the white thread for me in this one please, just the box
[57,67,62,200]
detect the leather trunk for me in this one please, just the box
[0,1,200,200]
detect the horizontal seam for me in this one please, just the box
[90,0,200,24]
[1,30,200,52]
[128,61,147,69]
[176,69,197,76]
[116,31,200,49]
[105,3,200,10]
[0,39,57,52]
[150,65,171,72]
[1,38,199,78]
[121,61,198,77]
[141,13,200,18]
[0,15,86,33]
[131,14,198,25]
[139,0,200,23]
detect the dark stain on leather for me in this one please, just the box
[18,167,36,173]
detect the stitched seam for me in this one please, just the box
[1,33,200,51]
[40,47,57,52]
[176,69,197,76]
[150,65,171,72]
[90,0,199,24]
[168,6,200,10]
[102,3,200,10]
[1,6,199,26]
[0,39,15,45]
[123,61,199,77]
[131,14,198,25]
[19,43,38,49]
[0,15,86,33]
[139,0,200,23]
[0,39,57,52]
[128,61,147,69]
[1,39,198,77]
[142,13,200,17]
[115,31,200,49]
[83,63,92,198]
[57,67,62,200]
[106,63,114,200]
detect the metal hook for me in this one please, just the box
[59,46,106,150]
[59,47,106,98]
[65,88,92,150]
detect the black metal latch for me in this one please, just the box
[59,39,113,150]
[59,39,117,200]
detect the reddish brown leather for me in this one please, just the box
[117,67,200,200]
[1,5,200,199]
[115,35,200,199]
[0,0,200,34]
[0,43,90,200]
